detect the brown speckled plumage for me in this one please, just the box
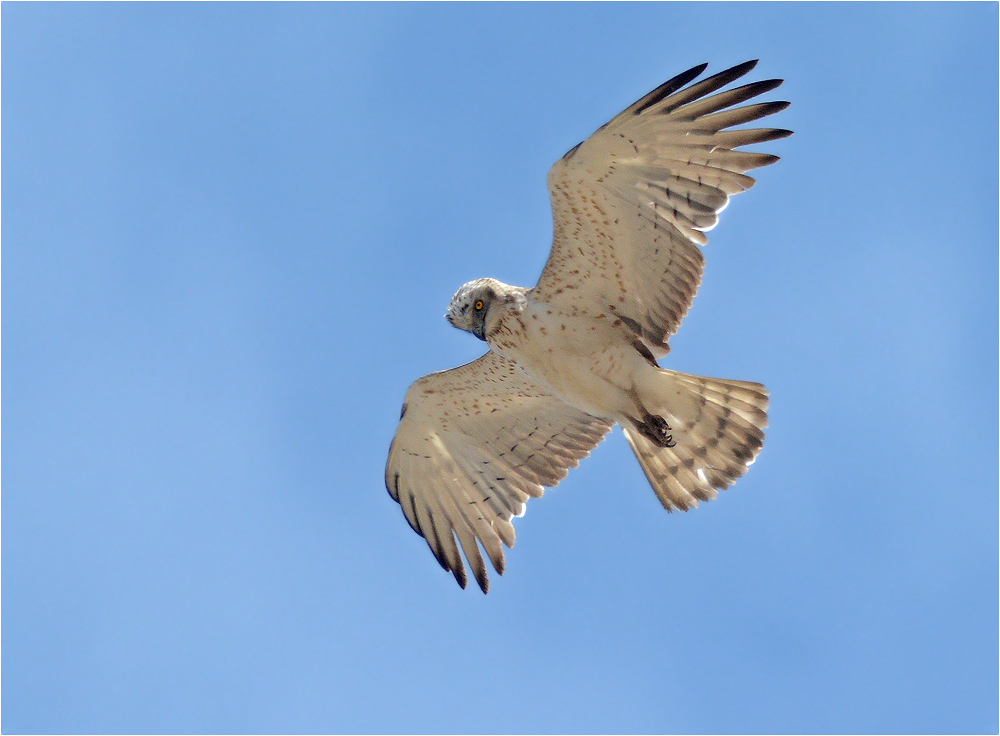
[386,61,790,592]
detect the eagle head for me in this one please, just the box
[446,278,507,341]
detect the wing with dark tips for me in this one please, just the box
[385,352,612,592]
[535,60,791,357]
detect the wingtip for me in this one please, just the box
[687,62,711,83]
[453,564,469,589]
[628,62,711,118]
[475,570,490,594]
[750,78,784,96]
[712,59,758,81]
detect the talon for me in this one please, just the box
[639,414,677,448]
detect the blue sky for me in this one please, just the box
[3,3,997,733]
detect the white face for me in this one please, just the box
[446,279,495,341]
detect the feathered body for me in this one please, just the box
[387,61,791,591]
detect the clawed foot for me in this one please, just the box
[638,413,676,448]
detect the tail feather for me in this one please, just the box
[623,369,768,512]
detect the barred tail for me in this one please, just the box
[622,369,768,512]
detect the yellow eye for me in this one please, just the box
[474,300,484,311]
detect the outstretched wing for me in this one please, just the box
[385,351,612,592]
[533,60,791,356]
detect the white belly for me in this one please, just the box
[487,301,645,420]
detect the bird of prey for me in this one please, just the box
[385,60,791,592]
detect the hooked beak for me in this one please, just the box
[444,306,486,341]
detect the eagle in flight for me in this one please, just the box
[385,60,791,592]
